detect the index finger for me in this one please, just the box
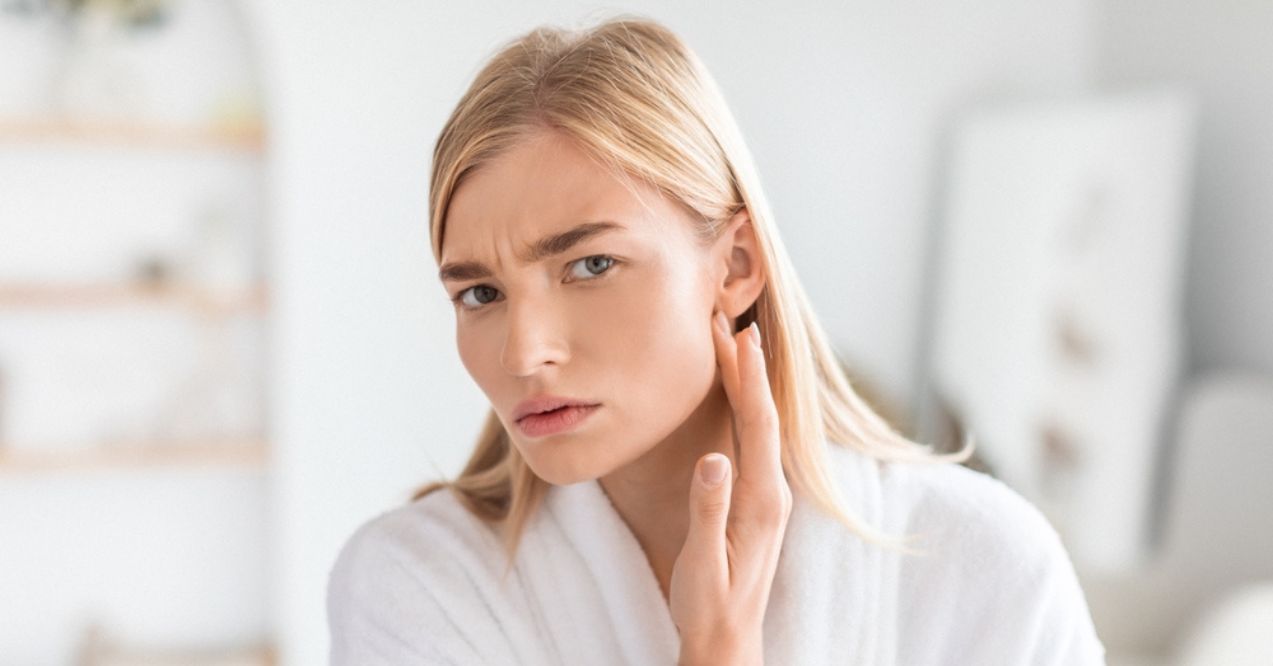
[711,312,782,485]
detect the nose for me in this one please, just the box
[500,296,570,377]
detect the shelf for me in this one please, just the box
[0,438,269,473]
[0,282,268,315]
[0,117,265,154]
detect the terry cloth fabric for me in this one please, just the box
[327,442,1107,665]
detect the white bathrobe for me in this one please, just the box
[327,443,1107,665]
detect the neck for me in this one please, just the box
[597,378,736,598]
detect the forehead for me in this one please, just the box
[441,131,678,262]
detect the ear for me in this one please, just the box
[712,208,766,324]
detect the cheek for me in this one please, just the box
[598,270,717,419]
[455,320,499,395]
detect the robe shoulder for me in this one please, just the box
[859,449,1107,664]
[326,488,509,665]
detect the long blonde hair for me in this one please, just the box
[414,15,974,569]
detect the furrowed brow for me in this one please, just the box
[438,221,625,283]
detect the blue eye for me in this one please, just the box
[454,284,501,310]
[451,255,619,312]
[567,255,616,280]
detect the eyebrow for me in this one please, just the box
[438,221,626,283]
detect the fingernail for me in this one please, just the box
[748,321,761,348]
[701,454,728,486]
[714,311,728,335]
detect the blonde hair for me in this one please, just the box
[414,15,974,572]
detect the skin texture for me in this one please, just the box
[440,129,788,658]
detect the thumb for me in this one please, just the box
[683,453,733,561]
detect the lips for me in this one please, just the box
[516,404,600,438]
[513,395,600,422]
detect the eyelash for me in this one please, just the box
[449,254,620,312]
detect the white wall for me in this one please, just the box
[1084,1,1273,657]
[249,2,1096,664]
[1096,0,1273,377]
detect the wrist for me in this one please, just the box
[678,638,762,666]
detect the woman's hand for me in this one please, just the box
[670,311,794,666]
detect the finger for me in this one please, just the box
[711,310,742,410]
[712,311,779,483]
[733,321,782,486]
[682,452,734,574]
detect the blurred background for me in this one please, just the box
[0,1,1269,664]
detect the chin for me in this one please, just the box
[512,440,601,486]
[524,458,598,486]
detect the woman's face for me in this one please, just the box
[439,130,726,485]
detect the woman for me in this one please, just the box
[328,16,1107,665]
